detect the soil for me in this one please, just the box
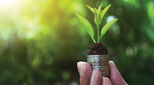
[88,42,108,55]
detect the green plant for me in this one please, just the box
[76,4,118,43]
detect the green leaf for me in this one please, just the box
[76,14,96,43]
[94,8,101,25]
[94,8,98,25]
[94,8,97,15]
[100,19,118,39]
[87,5,94,13]
[98,3,102,11]
[101,4,111,21]
[97,3,102,14]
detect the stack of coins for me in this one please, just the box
[87,55,109,77]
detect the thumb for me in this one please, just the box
[109,61,128,85]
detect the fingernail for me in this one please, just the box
[77,62,81,73]
[109,61,114,64]
[91,71,95,82]
[109,61,116,69]
[103,77,107,84]
[77,62,85,76]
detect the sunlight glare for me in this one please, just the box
[0,0,19,8]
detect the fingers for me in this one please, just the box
[77,62,92,85]
[109,61,127,85]
[77,62,103,85]
[77,61,127,85]
[90,70,102,85]
[103,77,112,85]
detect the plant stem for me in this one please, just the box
[97,24,100,43]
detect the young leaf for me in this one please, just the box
[76,14,96,43]
[87,5,95,13]
[96,6,102,24]
[98,3,102,11]
[101,4,111,21]
[97,3,102,14]
[94,8,98,25]
[100,19,118,39]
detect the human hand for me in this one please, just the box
[77,61,127,85]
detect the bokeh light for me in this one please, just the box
[0,0,20,8]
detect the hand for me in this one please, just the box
[77,61,127,85]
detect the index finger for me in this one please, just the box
[77,62,92,85]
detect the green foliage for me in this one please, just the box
[101,4,111,21]
[76,14,96,43]
[100,19,118,39]
[77,4,118,43]
[87,5,94,13]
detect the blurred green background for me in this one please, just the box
[0,0,154,85]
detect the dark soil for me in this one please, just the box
[88,42,108,55]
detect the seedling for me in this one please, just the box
[76,3,118,77]
[76,4,118,43]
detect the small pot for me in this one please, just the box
[87,55,109,77]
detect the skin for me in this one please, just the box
[77,61,128,85]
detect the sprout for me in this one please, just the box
[76,4,118,43]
